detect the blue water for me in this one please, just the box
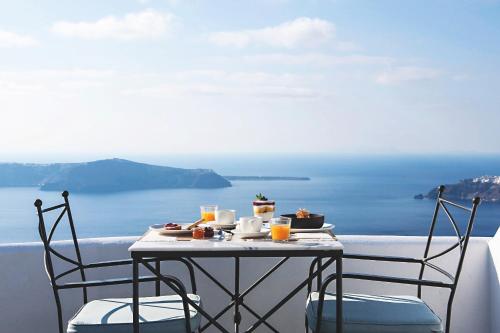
[1,155,499,243]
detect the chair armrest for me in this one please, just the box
[83,258,189,268]
[343,272,453,288]
[57,276,159,289]
[84,259,133,268]
[321,272,453,289]
[76,258,197,294]
[343,253,422,263]
[55,258,159,281]
[83,257,171,269]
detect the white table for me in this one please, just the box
[129,230,344,333]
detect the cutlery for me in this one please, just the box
[187,218,204,230]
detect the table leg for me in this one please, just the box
[133,257,139,333]
[336,257,343,333]
[155,259,161,296]
[234,257,241,333]
[317,257,323,291]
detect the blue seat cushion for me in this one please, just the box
[67,294,201,333]
[306,292,443,333]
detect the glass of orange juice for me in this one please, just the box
[270,217,291,241]
[200,205,217,222]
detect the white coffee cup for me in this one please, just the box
[239,216,263,233]
[215,209,236,225]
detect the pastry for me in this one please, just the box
[296,208,311,219]
[203,226,214,238]
[164,223,181,231]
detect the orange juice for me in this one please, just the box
[201,211,215,222]
[271,224,290,241]
[200,205,218,222]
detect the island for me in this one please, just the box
[0,158,231,192]
[223,176,310,181]
[415,175,500,203]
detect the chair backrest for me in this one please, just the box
[418,185,480,299]
[35,191,88,303]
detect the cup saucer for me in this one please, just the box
[207,223,237,230]
[232,228,270,239]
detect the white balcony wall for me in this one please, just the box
[0,234,496,333]
[489,230,500,333]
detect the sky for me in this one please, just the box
[1,0,500,159]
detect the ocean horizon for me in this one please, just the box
[1,154,499,243]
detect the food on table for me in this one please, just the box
[270,224,290,241]
[295,208,311,219]
[200,205,217,222]
[253,193,275,221]
[215,209,236,225]
[255,193,268,201]
[164,223,182,231]
[270,216,291,241]
[192,227,205,239]
[203,226,215,238]
[281,213,325,229]
[202,211,215,221]
[192,226,215,239]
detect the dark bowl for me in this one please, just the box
[281,214,325,229]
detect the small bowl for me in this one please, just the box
[281,214,325,229]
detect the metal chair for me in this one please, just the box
[35,191,201,333]
[306,185,481,333]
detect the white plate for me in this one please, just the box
[149,224,193,236]
[232,228,270,239]
[200,223,237,230]
[261,223,334,233]
[291,223,334,233]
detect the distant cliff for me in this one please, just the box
[416,176,500,203]
[224,176,310,181]
[0,159,231,192]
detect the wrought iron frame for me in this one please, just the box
[35,191,198,333]
[308,185,481,333]
[131,249,344,333]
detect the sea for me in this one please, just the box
[1,154,499,244]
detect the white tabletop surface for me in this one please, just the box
[129,230,343,253]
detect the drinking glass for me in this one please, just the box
[270,216,291,241]
[200,205,217,222]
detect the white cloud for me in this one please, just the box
[208,17,334,48]
[51,10,174,40]
[122,83,319,99]
[173,70,310,85]
[122,70,324,99]
[243,53,392,66]
[375,66,441,84]
[0,68,323,100]
[0,81,44,95]
[0,69,114,97]
[0,69,114,80]
[138,0,182,5]
[0,30,38,48]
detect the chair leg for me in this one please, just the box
[445,311,451,333]
[53,290,64,333]
[445,296,454,333]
